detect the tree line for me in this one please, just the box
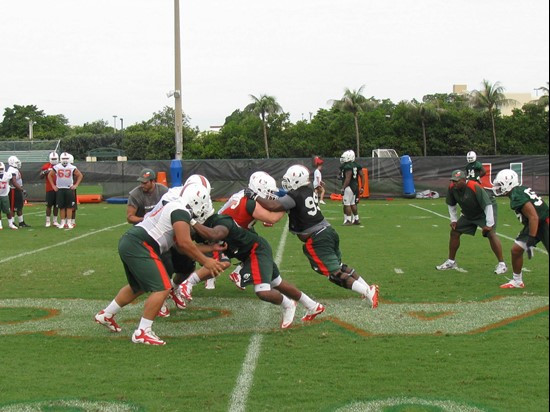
[0,80,547,160]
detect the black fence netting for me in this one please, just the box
[19,156,549,202]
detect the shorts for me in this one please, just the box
[56,188,75,209]
[9,189,24,212]
[302,225,342,275]
[238,237,280,287]
[46,191,57,207]
[342,187,358,206]
[455,206,499,236]
[0,195,10,214]
[118,232,172,293]
[515,219,549,252]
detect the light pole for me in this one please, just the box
[174,0,183,160]
[120,118,124,133]
[26,117,36,140]
[113,115,117,132]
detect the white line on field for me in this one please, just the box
[408,204,548,255]
[0,222,128,264]
[394,268,404,274]
[229,219,289,412]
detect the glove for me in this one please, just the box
[243,188,258,200]
[526,235,537,259]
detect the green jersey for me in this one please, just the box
[339,161,362,192]
[509,186,549,226]
[204,214,260,261]
[465,161,485,183]
[446,180,492,221]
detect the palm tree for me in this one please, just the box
[534,82,549,108]
[329,85,375,157]
[405,101,444,156]
[244,94,282,159]
[470,79,516,155]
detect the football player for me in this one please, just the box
[492,169,549,289]
[94,183,226,345]
[6,155,30,227]
[48,152,83,229]
[435,170,507,275]
[0,162,19,230]
[339,150,364,225]
[40,152,60,227]
[465,151,486,184]
[252,165,379,308]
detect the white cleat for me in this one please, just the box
[281,301,297,329]
[436,259,457,270]
[494,262,508,275]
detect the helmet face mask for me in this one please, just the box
[8,156,21,168]
[340,150,355,164]
[181,183,212,223]
[492,169,519,196]
[49,152,59,165]
[249,171,278,199]
[60,152,71,166]
[282,165,310,191]
[466,151,477,163]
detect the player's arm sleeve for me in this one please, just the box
[484,204,495,227]
[277,195,296,211]
[448,204,458,222]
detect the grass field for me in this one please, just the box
[0,197,548,412]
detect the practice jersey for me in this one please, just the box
[52,164,77,189]
[279,186,328,234]
[6,166,21,189]
[128,184,169,218]
[0,172,11,196]
[446,180,492,221]
[339,162,361,192]
[41,162,56,192]
[465,161,485,183]
[204,213,260,261]
[508,185,549,226]
[137,198,193,254]
[218,190,257,229]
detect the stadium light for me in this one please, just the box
[113,115,117,132]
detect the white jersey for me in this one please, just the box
[6,166,22,188]
[53,164,77,188]
[137,198,192,254]
[313,169,322,189]
[0,172,11,196]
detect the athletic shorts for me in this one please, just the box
[238,237,280,287]
[56,188,75,209]
[9,189,24,212]
[118,231,172,293]
[45,191,57,207]
[516,219,549,252]
[0,195,10,214]
[342,187,358,206]
[455,205,499,236]
[302,225,342,275]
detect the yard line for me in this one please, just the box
[409,204,548,255]
[394,268,404,274]
[0,222,128,264]
[229,219,289,412]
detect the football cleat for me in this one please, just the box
[9,224,18,230]
[179,281,193,301]
[205,277,216,289]
[229,272,246,290]
[131,328,166,345]
[45,221,51,228]
[281,300,297,329]
[94,310,121,332]
[319,200,326,205]
[18,221,30,227]
[157,304,170,317]
[342,221,353,226]
[353,220,361,225]
[494,262,508,275]
[500,279,525,289]
[169,288,186,310]
[301,303,326,322]
[362,284,379,309]
[436,259,457,270]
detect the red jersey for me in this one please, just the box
[41,162,56,192]
[218,190,257,229]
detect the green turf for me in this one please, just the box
[0,198,548,411]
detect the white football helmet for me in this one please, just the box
[49,152,59,165]
[340,150,355,164]
[60,152,71,166]
[181,183,212,223]
[68,153,74,164]
[184,174,211,193]
[249,171,279,199]
[466,151,477,163]
[8,155,21,168]
[0,162,5,173]
[282,165,310,191]
[492,169,519,196]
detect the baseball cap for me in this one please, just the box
[450,169,466,181]
[314,156,324,166]
[137,168,156,182]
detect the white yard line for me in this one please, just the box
[409,203,548,255]
[229,219,289,412]
[0,222,128,264]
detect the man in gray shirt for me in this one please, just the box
[126,168,169,224]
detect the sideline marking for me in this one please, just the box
[394,268,404,274]
[409,204,548,255]
[228,219,289,412]
[0,223,127,265]
[82,270,95,276]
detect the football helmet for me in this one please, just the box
[68,153,74,164]
[466,151,477,163]
[8,155,21,169]
[282,165,310,191]
[0,162,5,173]
[181,183,212,223]
[249,171,279,200]
[340,150,355,164]
[492,169,519,196]
[49,152,59,165]
[60,152,71,166]
[184,174,211,193]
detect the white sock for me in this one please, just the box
[46,216,51,224]
[356,276,369,287]
[187,272,200,286]
[353,214,360,222]
[513,272,522,282]
[138,317,154,331]
[8,218,15,226]
[298,293,317,311]
[281,294,294,308]
[448,259,455,263]
[351,279,368,296]
[18,216,24,223]
[104,299,122,315]
[344,215,352,222]
[60,219,66,227]
[232,264,243,274]
[71,219,76,225]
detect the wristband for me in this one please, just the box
[189,218,197,226]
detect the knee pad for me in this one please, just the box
[340,263,355,277]
[329,270,351,288]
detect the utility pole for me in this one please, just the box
[174,0,183,160]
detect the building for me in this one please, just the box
[452,84,536,116]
